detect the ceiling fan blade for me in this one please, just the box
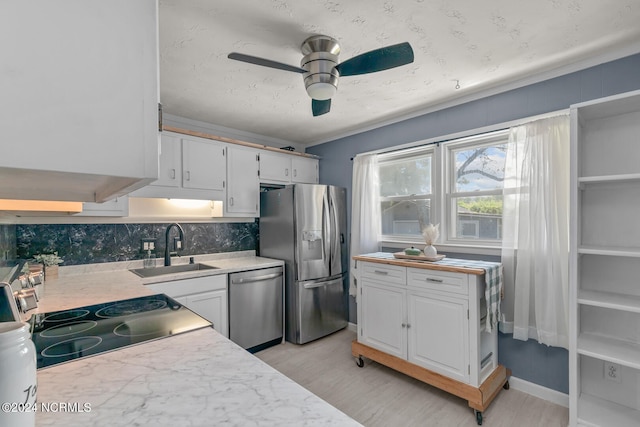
[335,42,414,77]
[227,52,307,74]
[312,99,331,116]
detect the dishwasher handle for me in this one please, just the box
[231,272,282,284]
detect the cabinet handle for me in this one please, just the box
[285,168,289,176]
[185,171,191,181]
[294,169,297,177]
[373,270,389,275]
[170,168,176,179]
[426,278,443,283]
[401,323,406,328]
[230,197,234,206]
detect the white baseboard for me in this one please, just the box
[509,376,569,408]
[347,322,357,333]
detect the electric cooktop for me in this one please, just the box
[29,294,212,369]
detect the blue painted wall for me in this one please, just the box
[307,53,640,394]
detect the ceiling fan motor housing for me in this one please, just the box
[300,36,341,100]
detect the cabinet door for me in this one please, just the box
[186,290,228,338]
[292,157,318,184]
[408,290,469,383]
[155,133,182,188]
[182,137,226,192]
[76,196,129,217]
[225,146,259,216]
[259,151,291,183]
[359,280,407,359]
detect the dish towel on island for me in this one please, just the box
[357,253,503,333]
[426,258,503,333]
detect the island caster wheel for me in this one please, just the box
[355,356,364,368]
[503,380,510,390]
[474,410,483,425]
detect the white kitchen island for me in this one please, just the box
[30,252,361,426]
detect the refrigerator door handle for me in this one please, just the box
[329,192,342,275]
[322,191,331,272]
[302,276,343,289]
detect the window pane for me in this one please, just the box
[453,196,502,240]
[379,155,431,197]
[454,145,506,192]
[381,199,431,236]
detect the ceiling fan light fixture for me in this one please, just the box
[306,81,337,100]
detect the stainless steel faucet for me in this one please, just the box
[164,223,185,266]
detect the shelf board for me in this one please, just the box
[577,333,640,370]
[578,246,640,257]
[578,173,640,185]
[578,290,640,313]
[578,393,640,427]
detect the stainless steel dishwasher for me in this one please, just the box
[228,266,283,352]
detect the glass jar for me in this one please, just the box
[0,322,37,427]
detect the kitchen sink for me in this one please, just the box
[130,263,219,278]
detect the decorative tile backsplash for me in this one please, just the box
[16,222,258,266]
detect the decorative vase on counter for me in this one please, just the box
[421,223,440,258]
[423,244,438,258]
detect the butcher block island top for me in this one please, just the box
[33,252,361,427]
[353,252,491,275]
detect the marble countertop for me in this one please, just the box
[32,252,361,426]
[33,251,284,314]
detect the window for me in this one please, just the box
[447,132,507,243]
[378,149,434,239]
[376,130,508,246]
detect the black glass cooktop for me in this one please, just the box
[30,294,212,369]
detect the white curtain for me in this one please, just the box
[349,154,380,296]
[501,115,570,349]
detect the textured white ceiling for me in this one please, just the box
[159,0,640,146]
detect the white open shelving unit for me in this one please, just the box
[569,90,640,427]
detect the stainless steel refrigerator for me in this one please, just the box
[259,184,348,344]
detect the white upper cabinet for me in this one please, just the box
[0,0,159,202]
[291,156,319,184]
[225,145,260,217]
[76,196,129,217]
[154,134,182,189]
[131,132,226,201]
[182,137,226,193]
[259,152,292,183]
[259,151,318,185]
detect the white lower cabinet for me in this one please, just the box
[147,274,228,337]
[408,290,469,383]
[360,281,407,359]
[358,263,475,383]
[354,258,508,424]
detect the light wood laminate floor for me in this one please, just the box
[256,328,569,427]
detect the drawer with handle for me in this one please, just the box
[407,267,469,295]
[360,262,406,285]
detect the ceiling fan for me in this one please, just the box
[228,35,414,116]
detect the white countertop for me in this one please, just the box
[31,252,361,427]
